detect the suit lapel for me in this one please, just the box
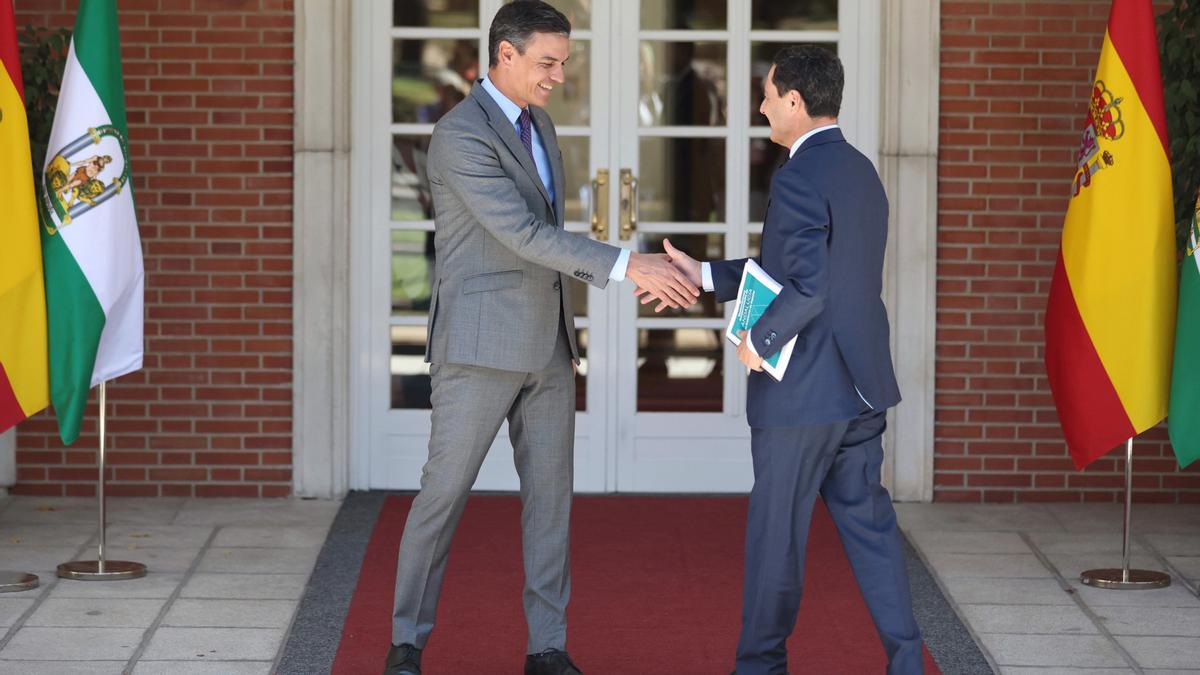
[470,85,554,213]
[532,107,565,226]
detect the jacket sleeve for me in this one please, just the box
[430,123,621,287]
[749,174,830,360]
[709,258,753,303]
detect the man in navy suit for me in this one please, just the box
[651,46,924,674]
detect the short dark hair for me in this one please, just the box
[771,45,843,118]
[489,1,572,68]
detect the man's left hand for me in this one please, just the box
[737,330,764,372]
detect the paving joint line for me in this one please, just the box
[900,527,1001,675]
[122,524,222,671]
[271,511,342,671]
[1138,534,1200,599]
[1019,531,1144,674]
[0,535,92,654]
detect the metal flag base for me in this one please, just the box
[0,572,39,592]
[57,560,147,581]
[1081,568,1171,590]
[1078,438,1171,591]
[56,383,148,582]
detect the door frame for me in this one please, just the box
[293,0,940,501]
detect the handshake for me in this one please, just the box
[627,238,704,313]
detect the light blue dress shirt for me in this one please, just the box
[480,76,629,281]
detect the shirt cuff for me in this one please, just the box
[609,249,631,282]
[701,262,714,292]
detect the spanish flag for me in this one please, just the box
[1044,0,1175,469]
[0,0,50,434]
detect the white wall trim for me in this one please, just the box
[292,0,352,499]
[880,0,940,502]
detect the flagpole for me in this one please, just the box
[1080,437,1170,590]
[57,381,146,581]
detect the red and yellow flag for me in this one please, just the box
[0,0,49,433]
[1044,0,1176,469]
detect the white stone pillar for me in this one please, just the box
[0,429,15,496]
[292,0,353,498]
[880,0,940,502]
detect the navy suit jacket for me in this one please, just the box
[711,128,901,428]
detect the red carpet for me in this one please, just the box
[332,495,941,674]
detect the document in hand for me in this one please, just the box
[725,259,796,382]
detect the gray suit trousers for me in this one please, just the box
[392,325,575,653]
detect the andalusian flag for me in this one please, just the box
[1169,195,1200,469]
[0,0,50,433]
[39,0,143,445]
[1044,0,1175,469]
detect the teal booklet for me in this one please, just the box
[725,259,796,382]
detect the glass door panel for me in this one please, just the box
[369,0,609,491]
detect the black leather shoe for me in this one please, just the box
[524,648,582,675]
[383,643,422,675]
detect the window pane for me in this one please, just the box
[639,137,725,222]
[752,0,837,31]
[637,328,722,412]
[542,0,591,32]
[641,0,726,30]
[542,39,591,126]
[574,327,588,411]
[557,135,590,224]
[392,38,480,124]
[749,233,762,258]
[391,325,431,409]
[751,42,836,127]
[749,137,789,222]
[392,135,434,221]
[394,0,479,28]
[639,41,727,127]
[392,230,436,316]
[636,234,724,318]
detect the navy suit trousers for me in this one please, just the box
[735,410,923,675]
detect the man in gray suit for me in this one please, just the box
[383,3,700,675]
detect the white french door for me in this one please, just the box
[351,0,878,493]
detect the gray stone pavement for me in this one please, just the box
[0,496,1196,673]
[899,502,1200,675]
[0,495,339,674]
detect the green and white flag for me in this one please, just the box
[1169,193,1200,469]
[38,0,143,446]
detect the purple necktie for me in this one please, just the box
[517,109,536,163]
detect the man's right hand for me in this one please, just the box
[633,238,703,311]
[626,251,701,312]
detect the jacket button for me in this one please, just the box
[552,281,561,290]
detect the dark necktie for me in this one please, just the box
[517,109,536,163]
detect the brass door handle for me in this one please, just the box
[619,168,638,241]
[591,169,609,240]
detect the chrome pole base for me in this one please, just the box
[0,572,39,592]
[1081,568,1171,590]
[56,560,147,581]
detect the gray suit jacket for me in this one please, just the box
[423,82,621,372]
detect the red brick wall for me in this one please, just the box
[12,0,295,498]
[937,0,1200,503]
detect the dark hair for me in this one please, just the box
[488,1,572,68]
[771,45,843,118]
